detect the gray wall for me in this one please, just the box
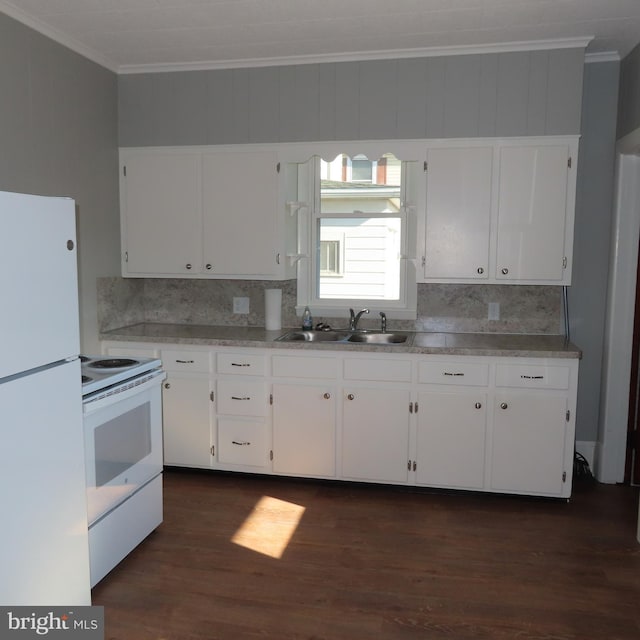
[0,13,120,354]
[617,42,640,139]
[119,48,584,146]
[569,61,620,443]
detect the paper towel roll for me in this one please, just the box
[265,289,282,331]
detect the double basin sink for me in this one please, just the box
[276,329,411,346]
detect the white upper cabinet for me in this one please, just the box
[120,146,293,279]
[202,149,280,277]
[423,146,493,280]
[419,137,578,285]
[495,143,573,282]
[121,152,202,275]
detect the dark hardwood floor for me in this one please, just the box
[92,470,640,640]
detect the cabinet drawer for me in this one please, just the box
[217,353,266,376]
[343,358,412,382]
[495,364,570,390]
[217,380,267,416]
[161,349,210,373]
[418,361,489,386]
[272,355,338,379]
[217,418,268,467]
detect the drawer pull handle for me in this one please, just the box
[231,396,251,401]
[520,375,544,380]
[323,393,331,399]
[500,402,508,410]
[347,393,355,401]
[176,359,194,364]
[232,440,251,446]
[443,372,464,376]
[164,382,170,389]
[231,363,250,367]
[475,402,482,409]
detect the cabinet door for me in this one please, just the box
[162,373,212,467]
[424,146,493,279]
[202,150,279,276]
[121,152,202,275]
[416,391,486,490]
[342,387,410,483]
[490,392,568,496]
[496,144,570,282]
[272,383,336,477]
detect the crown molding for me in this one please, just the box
[585,51,621,63]
[0,1,118,72]
[118,37,593,74]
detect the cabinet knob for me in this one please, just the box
[475,402,482,409]
[186,263,192,270]
[205,263,212,270]
[500,402,508,410]
[347,393,355,401]
[323,393,331,400]
[477,267,484,274]
[164,382,171,389]
[501,268,509,275]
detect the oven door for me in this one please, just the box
[83,372,165,526]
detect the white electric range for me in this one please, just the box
[80,354,166,587]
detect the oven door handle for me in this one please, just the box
[83,370,167,414]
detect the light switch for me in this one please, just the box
[233,297,250,314]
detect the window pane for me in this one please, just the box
[320,154,401,214]
[317,217,401,300]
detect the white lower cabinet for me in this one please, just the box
[272,383,336,477]
[159,348,214,468]
[415,391,487,490]
[217,417,270,468]
[101,340,578,498]
[342,387,411,484]
[490,392,569,496]
[214,351,271,472]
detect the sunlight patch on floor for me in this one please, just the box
[231,496,306,559]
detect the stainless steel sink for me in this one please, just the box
[275,330,351,342]
[275,330,410,345]
[347,332,409,344]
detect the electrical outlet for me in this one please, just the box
[488,302,500,321]
[233,296,250,314]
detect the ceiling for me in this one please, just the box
[2,0,640,73]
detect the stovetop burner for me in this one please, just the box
[80,354,163,397]
[86,358,139,369]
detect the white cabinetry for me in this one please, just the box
[120,152,202,275]
[423,146,493,280]
[271,354,338,478]
[420,137,577,285]
[215,351,270,472]
[341,357,412,484]
[160,348,213,468]
[101,340,578,498]
[120,146,293,279]
[490,361,575,497]
[496,144,574,282]
[415,359,489,490]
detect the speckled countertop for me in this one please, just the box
[100,323,581,359]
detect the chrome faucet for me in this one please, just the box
[379,311,387,333]
[349,307,369,331]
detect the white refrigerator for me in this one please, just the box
[0,190,91,605]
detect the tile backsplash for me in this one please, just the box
[98,277,564,335]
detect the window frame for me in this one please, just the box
[296,155,417,320]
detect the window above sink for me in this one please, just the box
[292,152,418,320]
